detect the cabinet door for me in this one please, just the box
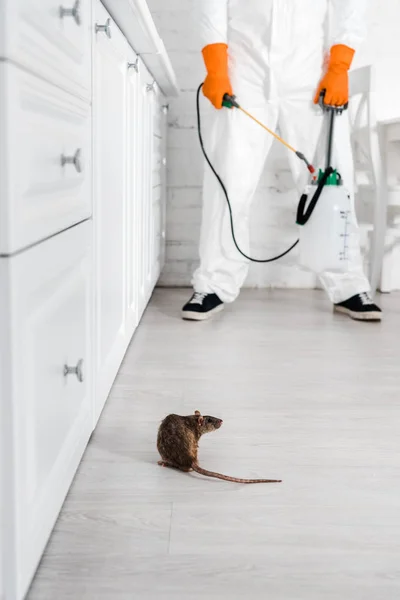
[126,50,157,333]
[126,49,140,336]
[160,101,168,271]
[0,221,92,600]
[152,93,168,280]
[92,1,128,423]
[138,61,155,314]
[0,0,91,101]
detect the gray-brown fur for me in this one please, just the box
[157,410,281,484]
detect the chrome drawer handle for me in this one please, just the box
[95,18,111,38]
[127,58,139,72]
[61,148,82,173]
[146,81,156,93]
[59,0,81,25]
[64,359,84,383]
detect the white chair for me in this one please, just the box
[348,65,388,294]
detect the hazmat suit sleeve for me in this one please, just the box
[330,0,367,51]
[196,0,228,47]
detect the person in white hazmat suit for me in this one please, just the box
[181,0,382,322]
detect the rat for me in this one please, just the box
[157,410,281,484]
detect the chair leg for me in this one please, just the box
[370,228,385,294]
[369,188,388,295]
[369,125,389,296]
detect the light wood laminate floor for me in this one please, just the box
[28,289,400,599]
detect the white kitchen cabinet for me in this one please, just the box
[134,65,168,307]
[0,0,92,101]
[138,60,156,316]
[92,1,129,422]
[153,94,168,280]
[126,58,168,330]
[125,46,158,340]
[126,53,155,323]
[0,221,93,600]
[0,0,177,597]
[0,62,92,255]
[93,2,170,419]
[126,48,141,334]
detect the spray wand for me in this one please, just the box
[222,93,315,174]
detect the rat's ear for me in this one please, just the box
[196,412,204,425]
[195,410,203,425]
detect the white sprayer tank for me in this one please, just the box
[297,172,351,274]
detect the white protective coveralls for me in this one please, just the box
[192,0,370,305]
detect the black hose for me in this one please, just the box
[196,84,299,263]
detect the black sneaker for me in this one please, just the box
[181,292,224,321]
[334,292,382,321]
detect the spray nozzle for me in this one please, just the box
[295,151,315,174]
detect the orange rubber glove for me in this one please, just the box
[314,44,355,107]
[202,43,233,109]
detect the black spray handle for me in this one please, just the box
[318,89,348,114]
[222,93,240,109]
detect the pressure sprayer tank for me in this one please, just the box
[297,169,351,274]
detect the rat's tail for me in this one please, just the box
[192,464,281,484]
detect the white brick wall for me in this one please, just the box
[148,0,400,290]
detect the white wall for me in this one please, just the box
[147,0,400,289]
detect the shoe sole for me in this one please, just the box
[334,306,382,322]
[181,304,225,321]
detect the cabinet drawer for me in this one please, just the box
[1,221,92,599]
[0,0,91,100]
[0,63,91,255]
